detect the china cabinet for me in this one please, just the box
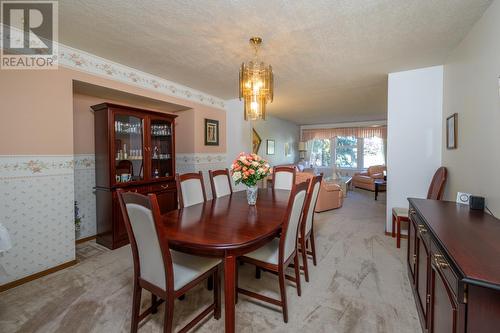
[92,103,177,249]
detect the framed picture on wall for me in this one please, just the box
[284,142,290,156]
[204,119,219,146]
[252,128,262,154]
[266,139,275,155]
[446,113,458,149]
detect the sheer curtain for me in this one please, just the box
[303,127,387,174]
[302,126,387,141]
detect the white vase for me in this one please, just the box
[246,185,258,205]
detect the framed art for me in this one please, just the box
[446,113,458,149]
[266,139,275,155]
[204,119,219,146]
[252,128,262,154]
[284,142,290,156]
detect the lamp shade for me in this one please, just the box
[0,223,12,252]
[298,141,306,151]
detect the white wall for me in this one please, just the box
[225,99,252,191]
[253,116,300,167]
[386,66,443,232]
[442,0,500,216]
[225,99,299,162]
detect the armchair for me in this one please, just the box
[352,165,386,191]
[295,172,343,212]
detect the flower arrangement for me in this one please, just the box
[230,152,271,187]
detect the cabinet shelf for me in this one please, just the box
[115,157,143,161]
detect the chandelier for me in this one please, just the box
[239,37,274,121]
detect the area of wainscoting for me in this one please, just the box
[0,155,76,286]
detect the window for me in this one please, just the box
[309,139,331,167]
[363,137,385,168]
[334,136,385,169]
[335,136,358,168]
[308,136,385,169]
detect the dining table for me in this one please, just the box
[158,188,291,333]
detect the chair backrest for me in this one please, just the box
[368,165,385,176]
[279,180,309,263]
[117,190,173,291]
[273,166,296,190]
[427,167,448,200]
[176,171,207,208]
[302,175,323,236]
[209,168,233,198]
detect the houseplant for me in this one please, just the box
[230,152,271,205]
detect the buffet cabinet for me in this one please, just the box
[407,198,500,333]
[92,103,178,249]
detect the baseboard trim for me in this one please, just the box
[384,231,408,239]
[0,259,77,293]
[76,235,97,244]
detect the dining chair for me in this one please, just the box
[176,171,207,208]
[392,167,448,248]
[208,168,233,198]
[236,180,310,323]
[117,190,222,333]
[272,166,296,190]
[299,174,323,282]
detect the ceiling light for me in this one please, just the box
[239,37,273,121]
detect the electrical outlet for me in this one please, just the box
[456,192,471,205]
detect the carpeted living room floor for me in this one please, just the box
[0,189,421,333]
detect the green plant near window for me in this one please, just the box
[336,136,357,168]
[311,139,331,167]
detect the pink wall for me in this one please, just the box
[73,93,198,154]
[1,67,226,155]
[0,69,74,155]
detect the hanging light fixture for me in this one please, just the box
[239,37,274,121]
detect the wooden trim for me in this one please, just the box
[0,260,77,292]
[75,235,97,244]
[385,231,408,239]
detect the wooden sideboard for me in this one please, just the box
[92,103,178,249]
[407,198,500,333]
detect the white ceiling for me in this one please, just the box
[59,0,492,124]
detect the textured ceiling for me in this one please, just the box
[59,0,492,124]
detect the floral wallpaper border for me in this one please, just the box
[59,44,225,109]
[176,153,227,166]
[0,155,75,178]
[74,154,96,170]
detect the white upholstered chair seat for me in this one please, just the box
[152,250,221,291]
[243,238,291,265]
[392,207,409,218]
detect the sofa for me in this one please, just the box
[296,172,343,212]
[352,165,386,191]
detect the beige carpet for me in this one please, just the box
[0,189,421,333]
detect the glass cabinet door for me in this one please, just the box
[113,114,144,184]
[150,118,173,179]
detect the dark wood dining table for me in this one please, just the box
[158,188,291,333]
